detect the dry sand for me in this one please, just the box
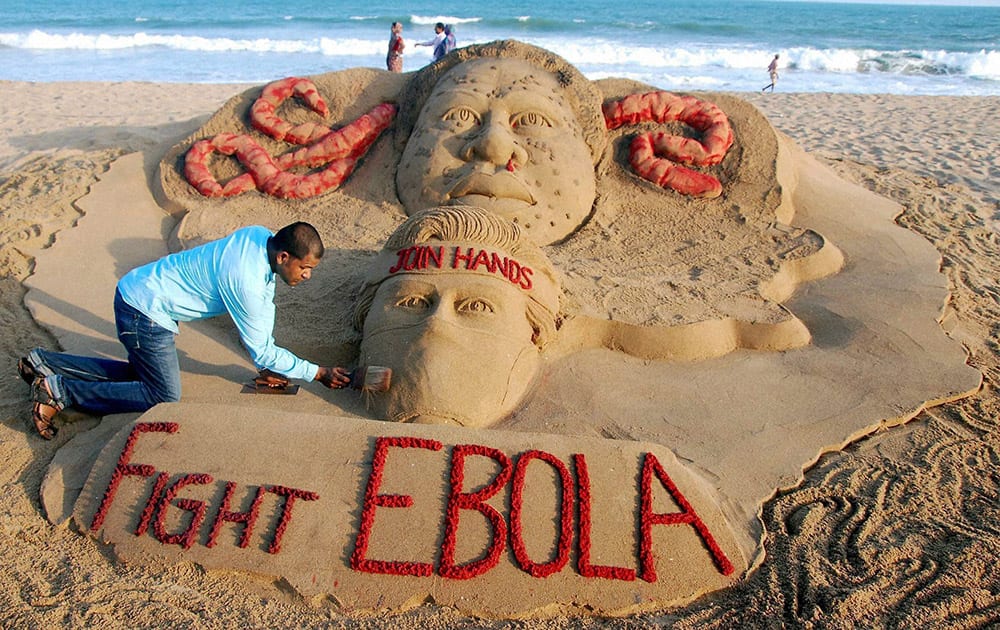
[1,79,998,627]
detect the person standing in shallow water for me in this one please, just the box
[762,54,780,92]
[443,25,456,55]
[386,22,404,73]
[415,22,446,62]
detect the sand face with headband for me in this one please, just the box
[356,207,558,428]
[359,273,540,426]
[396,58,597,246]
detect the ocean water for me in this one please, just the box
[0,0,997,95]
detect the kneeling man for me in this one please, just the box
[20,222,350,439]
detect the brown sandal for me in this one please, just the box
[17,356,38,385]
[29,378,61,440]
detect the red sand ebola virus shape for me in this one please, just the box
[250,76,331,144]
[184,77,397,199]
[603,91,733,198]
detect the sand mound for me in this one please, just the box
[0,68,992,623]
[20,58,978,616]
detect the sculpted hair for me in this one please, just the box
[353,205,561,348]
[272,222,324,260]
[394,39,607,162]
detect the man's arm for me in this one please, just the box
[416,33,443,47]
[232,297,349,388]
[219,272,342,384]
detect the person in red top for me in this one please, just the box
[386,22,405,73]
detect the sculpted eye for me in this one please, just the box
[456,297,496,314]
[442,107,481,128]
[395,295,431,309]
[511,111,553,129]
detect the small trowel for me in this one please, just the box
[241,369,299,395]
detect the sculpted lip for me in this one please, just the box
[447,171,535,204]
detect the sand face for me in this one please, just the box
[395,58,598,245]
[356,208,551,427]
[1,70,998,625]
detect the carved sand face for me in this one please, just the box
[397,58,597,245]
[358,272,541,428]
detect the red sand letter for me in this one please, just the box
[151,473,214,549]
[491,253,509,279]
[90,422,179,531]
[264,485,320,554]
[639,452,734,582]
[425,245,443,269]
[471,249,493,272]
[439,444,512,579]
[351,436,444,576]
[134,472,170,536]
[388,247,410,273]
[518,265,533,290]
[206,483,268,549]
[452,246,475,269]
[509,450,574,578]
[573,454,636,581]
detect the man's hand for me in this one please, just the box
[316,366,351,389]
[254,369,290,388]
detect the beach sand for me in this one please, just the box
[1,79,998,627]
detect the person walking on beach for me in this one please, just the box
[386,21,405,72]
[18,222,351,440]
[415,22,447,62]
[762,54,780,92]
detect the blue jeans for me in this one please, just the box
[30,289,181,416]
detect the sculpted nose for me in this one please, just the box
[424,300,452,325]
[462,115,528,167]
[421,291,463,327]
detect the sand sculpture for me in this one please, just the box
[354,205,561,427]
[603,90,734,198]
[393,55,603,246]
[183,55,734,225]
[164,40,837,364]
[184,92,396,199]
[32,39,980,618]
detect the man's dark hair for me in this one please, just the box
[435,22,445,30]
[272,222,324,260]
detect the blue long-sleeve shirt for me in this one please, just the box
[116,226,318,381]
